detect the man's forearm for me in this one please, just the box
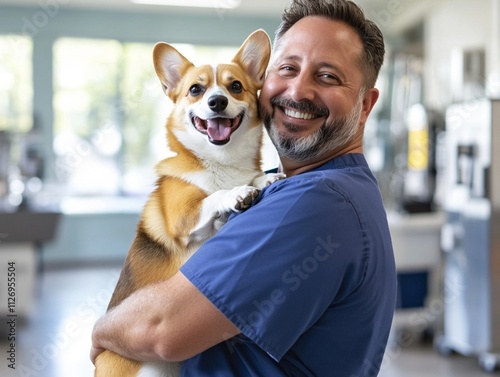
[92,282,169,363]
[91,271,240,364]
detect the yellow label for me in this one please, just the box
[408,129,428,170]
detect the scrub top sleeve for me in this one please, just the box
[180,176,368,361]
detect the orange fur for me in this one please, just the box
[95,350,142,377]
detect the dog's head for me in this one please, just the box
[153,30,271,149]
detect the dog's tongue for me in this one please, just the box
[206,118,232,141]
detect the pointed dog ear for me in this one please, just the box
[232,29,271,89]
[153,42,194,100]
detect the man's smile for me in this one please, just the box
[271,97,329,123]
[283,108,317,120]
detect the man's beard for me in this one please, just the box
[261,93,364,162]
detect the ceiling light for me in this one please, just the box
[130,0,241,9]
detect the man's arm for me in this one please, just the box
[90,271,240,364]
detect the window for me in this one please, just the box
[53,38,240,196]
[0,35,33,132]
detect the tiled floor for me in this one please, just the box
[0,265,498,377]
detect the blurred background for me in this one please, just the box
[0,0,499,375]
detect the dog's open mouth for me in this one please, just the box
[192,113,244,145]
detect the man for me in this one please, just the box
[91,0,397,375]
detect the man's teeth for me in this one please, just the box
[284,108,315,120]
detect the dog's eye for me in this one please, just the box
[230,81,243,94]
[189,84,204,97]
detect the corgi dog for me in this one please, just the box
[94,29,283,377]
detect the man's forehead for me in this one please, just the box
[271,17,362,66]
[273,17,362,56]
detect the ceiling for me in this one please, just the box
[0,0,390,17]
[0,0,432,36]
[0,0,290,16]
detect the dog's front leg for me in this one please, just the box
[252,172,286,190]
[188,186,260,245]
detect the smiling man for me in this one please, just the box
[91,1,397,376]
[260,2,382,176]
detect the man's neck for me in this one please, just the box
[281,144,363,177]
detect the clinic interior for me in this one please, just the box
[0,0,500,376]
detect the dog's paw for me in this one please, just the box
[226,185,260,212]
[252,173,286,189]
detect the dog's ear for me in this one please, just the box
[232,29,271,90]
[153,43,193,100]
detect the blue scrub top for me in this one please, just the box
[180,153,397,377]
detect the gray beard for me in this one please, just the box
[262,94,364,162]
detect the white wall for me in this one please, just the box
[424,0,494,110]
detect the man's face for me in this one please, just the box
[259,16,374,162]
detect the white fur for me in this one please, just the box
[188,185,260,246]
[177,155,262,193]
[137,361,180,377]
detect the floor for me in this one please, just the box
[0,265,498,377]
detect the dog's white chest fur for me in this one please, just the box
[181,162,259,194]
[137,361,180,377]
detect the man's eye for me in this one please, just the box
[278,66,297,77]
[230,81,243,93]
[318,73,340,84]
[189,84,204,96]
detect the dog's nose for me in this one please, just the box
[208,95,228,112]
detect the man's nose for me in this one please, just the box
[287,73,315,102]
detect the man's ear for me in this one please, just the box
[360,88,379,125]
